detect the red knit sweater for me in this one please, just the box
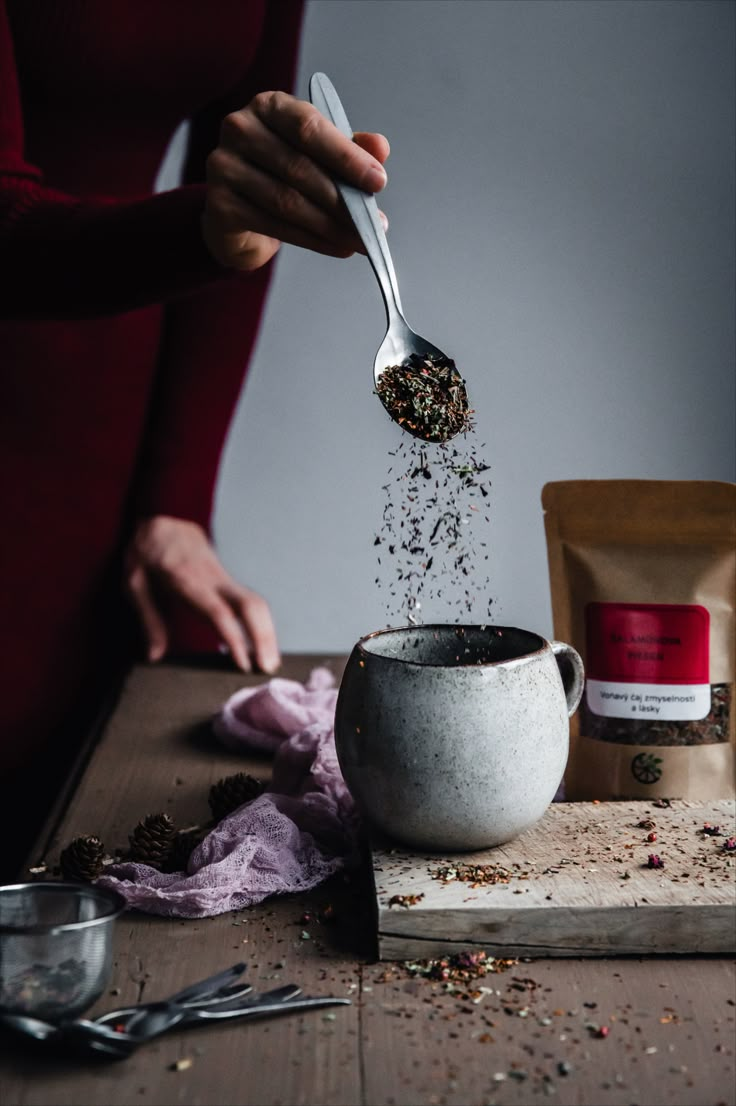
[0,0,303,872]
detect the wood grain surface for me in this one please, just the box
[1,660,733,1106]
[372,799,736,959]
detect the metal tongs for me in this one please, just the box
[0,963,351,1060]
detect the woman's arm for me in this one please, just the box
[0,0,387,321]
[0,2,231,320]
[124,0,307,673]
[132,0,306,530]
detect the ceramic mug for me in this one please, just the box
[334,624,584,850]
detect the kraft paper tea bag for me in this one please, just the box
[542,480,735,800]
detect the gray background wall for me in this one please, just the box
[160,0,735,654]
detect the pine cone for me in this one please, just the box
[208,772,265,822]
[164,826,208,873]
[128,812,176,869]
[59,835,105,882]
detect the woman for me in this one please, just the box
[0,0,389,877]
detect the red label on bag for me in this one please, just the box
[585,603,709,684]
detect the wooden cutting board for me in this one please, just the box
[370,799,736,959]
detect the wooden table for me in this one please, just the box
[2,658,734,1106]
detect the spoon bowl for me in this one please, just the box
[309,73,470,443]
[373,322,445,382]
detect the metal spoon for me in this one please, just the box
[93,982,296,1044]
[0,1011,131,1057]
[95,980,256,1037]
[309,72,469,443]
[0,984,320,1061]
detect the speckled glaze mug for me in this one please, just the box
[334,625,584,850]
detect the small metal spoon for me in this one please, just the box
[93,982,295,1043]
[95,980,256,1037]
[309,72,469,443]
[0,984,310,1061]
[0,1011,132,1058]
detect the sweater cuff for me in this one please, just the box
[134,463,218,534]
[0,180,236,319]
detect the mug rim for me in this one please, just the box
[356,623,548,668]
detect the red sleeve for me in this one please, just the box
[0,0,231,320]
[133,0,305,529]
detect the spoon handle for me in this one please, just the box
[309,72,404,326]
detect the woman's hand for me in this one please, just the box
[202,90,390,271]
[125,516,280,674]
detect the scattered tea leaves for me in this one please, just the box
[402,950,518,983]
[170,1057,193,1072]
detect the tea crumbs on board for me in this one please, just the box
[387,893,425,908]
[368,806,733,1102]
[431,862,513,887]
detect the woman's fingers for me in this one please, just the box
[203,191,355,270]
[211,114,387,250]
[125,517,281,674]
[216,111,347,219]
[173,577,252,672]
[352,131,391,164]
[246,91,388,192]
[218,108,389,217]
[126,565,169,663]
[179,580,280,675]
[204,91,391,270]
[230,588,281,676]
[207,151,361,255]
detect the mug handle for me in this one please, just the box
[550,641,585,717]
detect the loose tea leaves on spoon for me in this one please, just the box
[375,353,472,443]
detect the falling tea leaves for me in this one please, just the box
[374,433,494,626]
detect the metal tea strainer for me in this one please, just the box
[0,882,125,1022]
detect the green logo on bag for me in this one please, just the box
[630,752,663,785]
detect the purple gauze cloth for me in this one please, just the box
[97,668,357,918]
